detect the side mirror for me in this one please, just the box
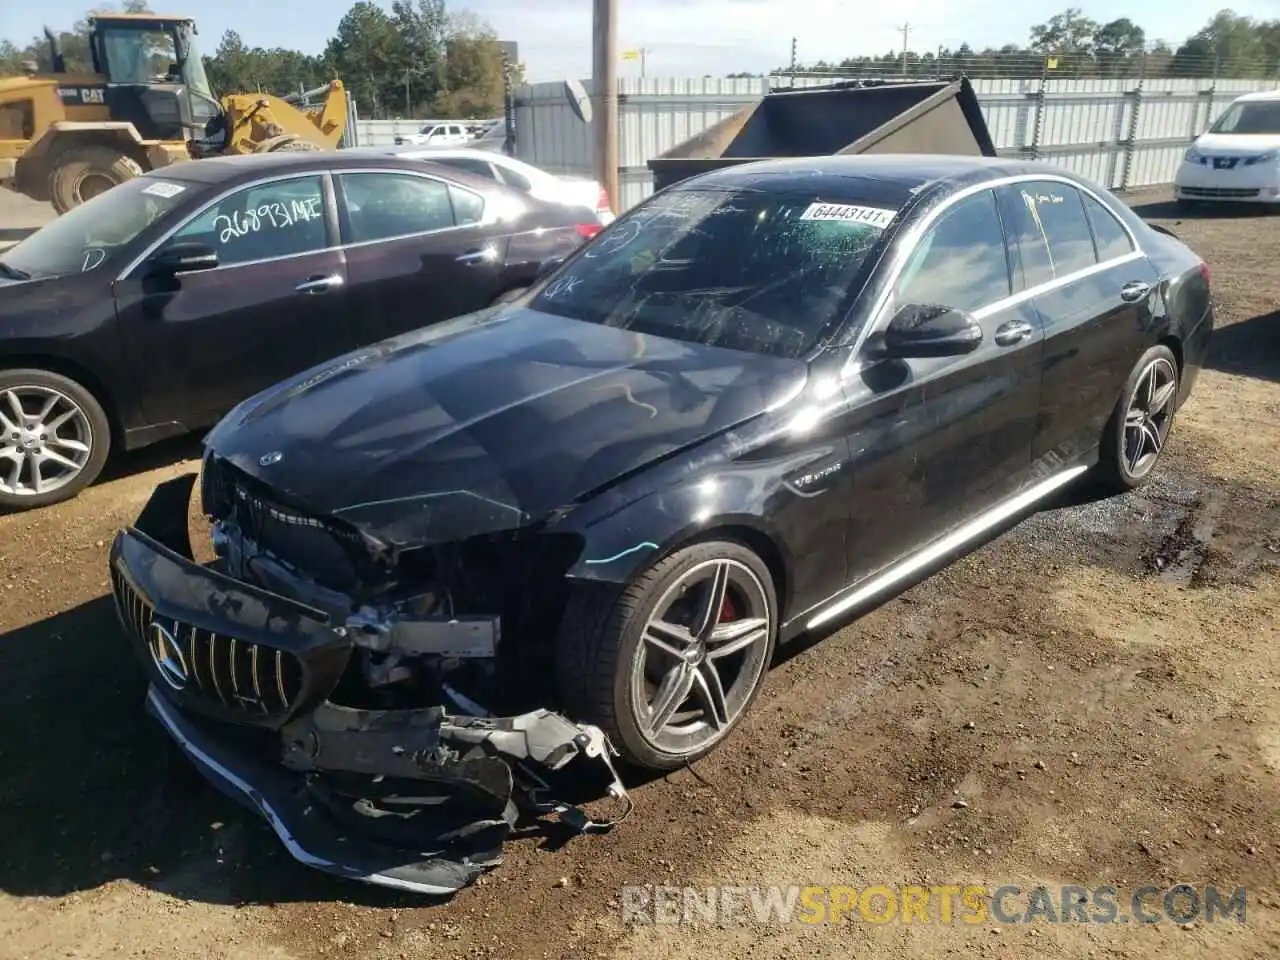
[881,303,982,358]
[535,256,564,282]
[150,241,219,275]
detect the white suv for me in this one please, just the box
[1174,90,1280,207]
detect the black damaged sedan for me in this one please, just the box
[110,155,1213,893]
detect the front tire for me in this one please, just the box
[556,540,777,771]
[0,369,111,510]
[1093,344,1179,493]
[49,146,143,213]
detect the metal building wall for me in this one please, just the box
[501,73,1278,212]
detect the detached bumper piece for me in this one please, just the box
[110,475,631,896]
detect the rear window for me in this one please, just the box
[530,188,898,358]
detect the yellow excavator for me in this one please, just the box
[0,13,348,212]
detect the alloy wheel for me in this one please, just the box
[1123,356,1177,479]
[630,557,773,757]
[0,386,95,497]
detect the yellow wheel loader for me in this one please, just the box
[0,14,348,213]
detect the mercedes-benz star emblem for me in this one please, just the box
[148,621,189,691]
[258,450,283,467]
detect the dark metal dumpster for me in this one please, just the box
[647,77,998,192]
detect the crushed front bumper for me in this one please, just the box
[110,475,630,895]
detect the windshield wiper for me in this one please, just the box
[0,261,30,281]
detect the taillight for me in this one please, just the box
[576,223,603,239]
[1198,260,1210,284]
[596,186,613,215]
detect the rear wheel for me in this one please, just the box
[1093,345,1179,493]
[556,540,777,770]
[49,146,143,213]
[0,369,111,510]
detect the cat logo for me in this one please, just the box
[56,86,106,106]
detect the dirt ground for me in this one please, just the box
[0,189,1277,960]
[0,190,54,250]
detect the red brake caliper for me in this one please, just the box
[718,593,737,623]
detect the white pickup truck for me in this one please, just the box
[394,122,472,147]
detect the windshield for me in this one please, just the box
[0,177,198,280]
[529,187,897,358]
[176,23,215,101]
[99,26,177,83]
[1210,101,1280,135]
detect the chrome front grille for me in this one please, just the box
[1181,186,1261,199]
[111,565,304,719]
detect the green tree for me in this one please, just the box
[1030,7,1100,54]
[1093,17,1146,77]
[431,10,507,118]
[1170,10,1280,78]
[0,39,26,77]
[324,1,406,117]
[205,29,252,93]
[391,0,448,114]
[1028,7,1101,75]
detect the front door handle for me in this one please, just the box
[456,246,496,264]
[993,319,1035,346]
[295,274,343,295]
[1120,280,1152,303]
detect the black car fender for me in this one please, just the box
[563,473,794,606]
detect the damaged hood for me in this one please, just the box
[205,306,805,545]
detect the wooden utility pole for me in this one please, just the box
[592,0,620,212]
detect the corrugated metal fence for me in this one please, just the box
[506,74,1278,211]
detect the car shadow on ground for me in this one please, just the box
[99,434,205,483]
[1128,198,1279,220]
[0,592,634,908]
[1205,310,1280,384]
[774,473,1124,666]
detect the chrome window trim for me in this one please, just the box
[971,250,1144,321]
[116,166,491,281]
[841,173,1147,380]
[115,171,338,282]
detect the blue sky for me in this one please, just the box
[3,0,1275,81]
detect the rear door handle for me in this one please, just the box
[993,319,1035,346]
[295,274,343,295]
[1120,280,1152,303]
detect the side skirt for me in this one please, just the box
[793,464,1091,636]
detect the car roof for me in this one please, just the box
[678,154,1090,205]
[139,151,470,185]
[350,144,522,164]
[344,145,546,178]
[1234,89,1280,103]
